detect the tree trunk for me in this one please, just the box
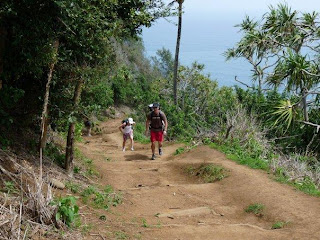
[302,87,308,122]
[39,40,59,179]
[0,25,7,90]
[65,79,83,175]
[173,0,183,105]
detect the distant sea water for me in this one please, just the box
[142,15,254,87]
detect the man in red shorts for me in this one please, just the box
[145,103,168,160]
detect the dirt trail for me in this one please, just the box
[77,118,320,240]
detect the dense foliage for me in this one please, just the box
[0,0,169,144]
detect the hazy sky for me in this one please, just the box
[182,0,320,16]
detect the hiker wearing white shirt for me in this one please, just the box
[119,117,135,151]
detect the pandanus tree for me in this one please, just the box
[263,5,320,126]
[224,16,276,93]
[226,4,320,131]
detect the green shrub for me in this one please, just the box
[174,147,185,155]
[80,185,122,209]
[272,221,286,229]
[1,181,18,194]
[65,182,81,194]
[134,123,150,144]
[73,166,81,174]
[51,196,79,227]
[186,164,228,183]
[141,218,149,228]
[60,121,83,142]
[44,142,65,167]
[245,203,265,216]
[293,177,320,197]
[114,231,129,239]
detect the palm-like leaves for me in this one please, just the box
[272,99,296,130]
[263,4,298,35]
[227,3,320,133]
[268,51,317,91]
[224,17,273,89]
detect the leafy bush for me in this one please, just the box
[80,185,122,210]
[44,143,65,167]
[51,196,79,227]
[81,81,114,114]
[134,123,150,144]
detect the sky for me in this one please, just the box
[181,0,320,17]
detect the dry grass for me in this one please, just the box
[218,105,320,192]
[223,105,271,156]
[270,154,320,187]
[0,149,85,239]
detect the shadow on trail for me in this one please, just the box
[125,153,150,161]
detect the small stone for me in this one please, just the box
[49,179,65,189]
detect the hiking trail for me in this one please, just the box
[77,117,320,240]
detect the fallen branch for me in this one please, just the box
[269,134,301,141]
[89,232,105,240]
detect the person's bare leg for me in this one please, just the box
[122,139,126,151]
[151,141,155,154]
[158,141,163,155]
[87,126,92,137]
[130,136,134,150]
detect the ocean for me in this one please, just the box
[142,15,253,87]
[142,1,320,88]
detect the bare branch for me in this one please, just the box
[57,17,76,35]
[299,121,320,132]
[234,76,254,89]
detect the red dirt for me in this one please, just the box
[77,118,320,240]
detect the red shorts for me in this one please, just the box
[150,131,163,142]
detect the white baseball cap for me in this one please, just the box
[128,118,134,124]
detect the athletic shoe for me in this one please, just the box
[122,148,125,152]
[151,154,156,160]
[159,148,163,155]
[131,147,134,151]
